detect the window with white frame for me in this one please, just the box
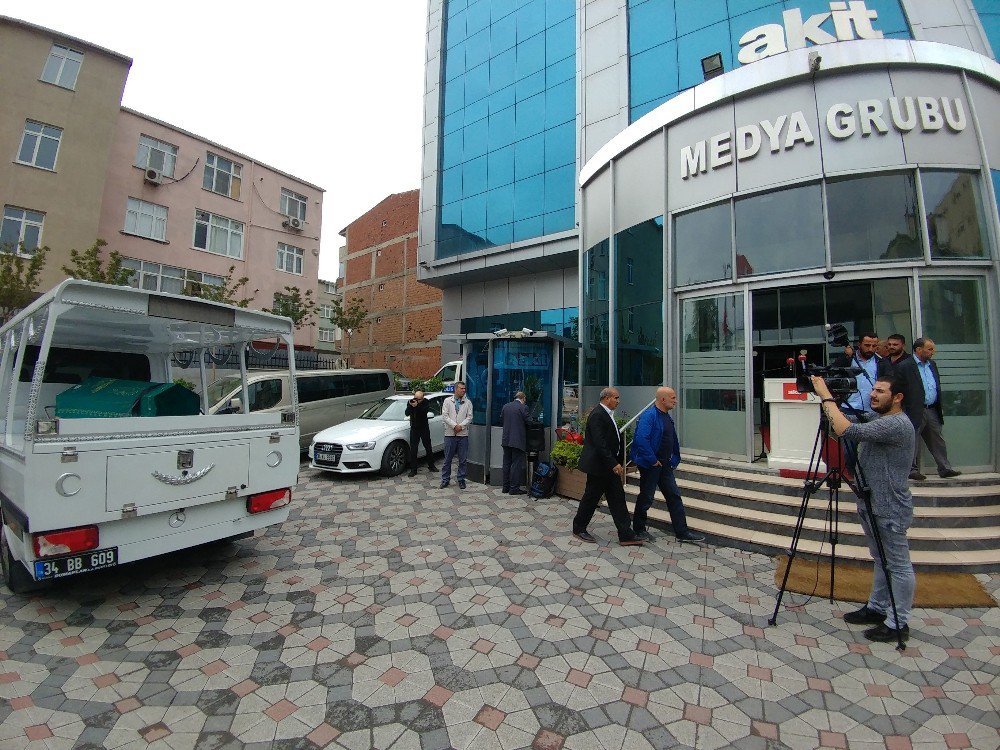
[121,258,224,295]
[1,206,44,255]
[193,210,243,258]
[276,243,304,275]
[135,134,177,177]
[40,44,83,89]
[203,152,242,199]
[318,328,335,342]
[280,188,307,221]
[325,281,337,294]
[319,304,334,319]
[124,198,168,241]
[17,121,62,170]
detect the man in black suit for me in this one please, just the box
[876,333,923,430]
[572,387,643,546]
[910,338,961,480]
[500,391,529,494]
[405,391,437,477]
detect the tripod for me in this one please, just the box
[769,401,906,651]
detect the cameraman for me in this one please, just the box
[833,332,880,417]
[810,374,916,644]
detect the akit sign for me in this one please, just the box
[738,1,884,65]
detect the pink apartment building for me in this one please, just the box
[97,108,323,349]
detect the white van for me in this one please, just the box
[0,280,299,594]
[208,369,394,449]
[433,360,463,391]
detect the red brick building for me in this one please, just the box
[339,190,442,377]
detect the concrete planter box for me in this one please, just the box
[555,466,587,500]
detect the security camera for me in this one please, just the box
[494,328,508,336]
[808,51,822,73]
[521,327,534,335]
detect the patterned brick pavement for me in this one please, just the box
[1,466,998,750]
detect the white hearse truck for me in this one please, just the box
[0,280,300,593]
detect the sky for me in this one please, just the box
[4,0,428,280]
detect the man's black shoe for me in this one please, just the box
[676,532,705,543]
[407,470,418,478]
[573,530,597,543]
[635,530,654,542]
[909,471,926,481]
[427,465,438,472]
[843,604,886,625]
[458,480,466,489]
[939,469,962,479]
[440,481,450,489]
[864,622,909,643]
[509,488,526,495]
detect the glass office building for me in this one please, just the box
[420,0,1000,471]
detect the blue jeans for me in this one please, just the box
[635,465,689,538]
[441,436,468,484]
[857,506,914,629]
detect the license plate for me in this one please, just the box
[315,452,339,465]
[34,548,118,580]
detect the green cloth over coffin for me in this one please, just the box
[56,377,200,418]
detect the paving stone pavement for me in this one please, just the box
[1,465,998,750]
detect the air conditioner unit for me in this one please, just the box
[282,216,303,230]
[143,168,164,185]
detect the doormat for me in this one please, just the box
[774,556,997,608]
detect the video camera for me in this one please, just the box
[793,323,862,397]
[795,363,862,397]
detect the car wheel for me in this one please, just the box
[381,440,409,477]
[1,519,38,595]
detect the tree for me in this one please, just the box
[61,239,133,285]
[0,244,48,323]
[189,265,258,308]
[266,286,318,330]
[329,295,368,334]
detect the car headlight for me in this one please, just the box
[346,441,377,451]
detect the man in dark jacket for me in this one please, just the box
[500,391,529,494]
[405,391,437,476]
[572,387,642,546]
[630,387,704,543]
[910,338,961,480]
[876,333,923,429]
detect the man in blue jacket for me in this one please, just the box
[630,387,705,543]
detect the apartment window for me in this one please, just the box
[203,153,242,199]
[136,135,177,177]
[124,198,168,241]
[276,243,304,275]
[325,281,337,294]
[1,206,44,255]
[40,44,83,89]
[121,258,223,295]
[319,304,334,319]
[17,121,62,170]
[318,328,335,342]
[280,188,307,221]
[194,210,243,258]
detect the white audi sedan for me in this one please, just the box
[309,392,447,476]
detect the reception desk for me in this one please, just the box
[764,378,825,472]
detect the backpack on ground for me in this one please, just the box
[529,461,559,499]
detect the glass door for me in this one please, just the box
[679,292,748,458]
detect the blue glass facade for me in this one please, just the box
[438,0,576,258]
[627,0,913,121]
[972,1,1000,57]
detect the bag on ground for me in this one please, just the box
[529,461,559,499]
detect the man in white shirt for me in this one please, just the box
[441,381,473,489]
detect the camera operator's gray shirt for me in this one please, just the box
[844,412,915,520]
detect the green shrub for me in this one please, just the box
[549,439,583,470]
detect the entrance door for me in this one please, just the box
[679,292,748,458]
